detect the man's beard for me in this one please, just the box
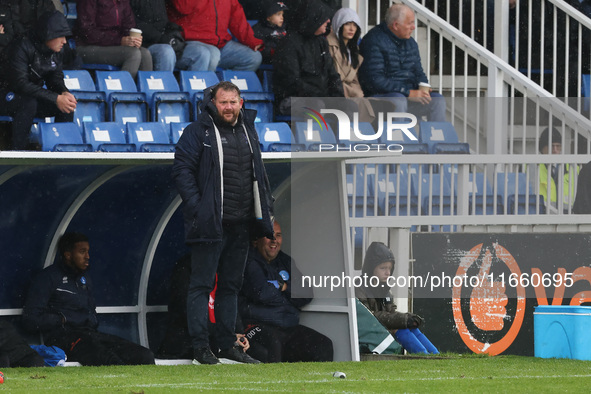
[216,110,239,125]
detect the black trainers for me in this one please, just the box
[192,347,220,365]
[218,345,261,364]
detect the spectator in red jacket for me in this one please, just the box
[167,0,262,71]
[74,0,152,79]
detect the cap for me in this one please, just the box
[264,0,289,18]
[539,127,562,153]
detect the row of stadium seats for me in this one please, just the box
[257,120,470,153]
[63,69,274,127]
[31,121,190,152]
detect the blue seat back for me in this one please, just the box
[95,71,138,95]
[294,121,336,151]
[38,122,91,152]
[179,71,219,94]
[127,122,174,152]
[136,71,181,103]
[419,121,460,154]
[583,74,590,112]
[170,122,191,144]
[83,122,135,151]
[255,122,293,151]
[63,70,96,91]
[219,71,263,92]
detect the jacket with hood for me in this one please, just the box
[74,0,136,47]
[355,241,410,330]
[22,260,99,337]
[358,21,428,97]
[252,19,286,63]
[0,10,70,103]
[172,86,274,244]
[166,0,262,50]
[272,0,343,102]
[326,7,364,99]
[130,0,184,49]
[239,249,312,328]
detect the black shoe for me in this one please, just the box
[192,347,220,365]
[218,345,261,364]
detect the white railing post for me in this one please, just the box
[487,64,508,154]
[494,0,510,63]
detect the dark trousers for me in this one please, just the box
[188,223,250,351]
[46,329,154,366]
[244,323,334,363]
[0,90,74,150]
[0,321,45,367]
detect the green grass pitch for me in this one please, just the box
[1,355,591,393]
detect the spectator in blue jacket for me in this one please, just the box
[358,4,445,122]
[22,232,155,366]
[239,221,333,363]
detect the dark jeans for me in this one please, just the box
[46,329,154,366]
[244,323,334,363]
[188,223,250,351]
[372,92,446,122]
[0,90,74,150]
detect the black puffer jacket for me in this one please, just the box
[272,0,343,102]
[0,10,70,103]
[172,86,274,243]
[130,0,184,49]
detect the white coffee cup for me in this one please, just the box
[129,28,142,38]
[419,82,431,93]
[418,82,431,93]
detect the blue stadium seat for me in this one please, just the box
[38,122,92,152]
[419,121,469,154]
[418,172,456,231]
[179,71,219,119]
[136,71,191,124]
[381,172,415,216]
[497,172,545,214]
[127,122,175,152]
[95,71,148,124]
[255,122,303,152]
[294,121,337,151]
[583,74,590,112]
[63,70,107,126]
[83,122,136,152]
[219,70,274,123]
[462,172,502,215]
[169,122,191,144]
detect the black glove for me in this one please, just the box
[406,313,424,328]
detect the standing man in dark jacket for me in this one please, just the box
[273,0,344,115]
[22,232,155,366]
[0,10,76,150]
[172,81,274,365]
[239,221,333,363]
[358,4,445,122]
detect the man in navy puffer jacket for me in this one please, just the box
[172,81,274,365]
[358,4,445,122]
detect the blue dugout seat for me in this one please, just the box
[170,122,191,145]
[419,121,469,154]
[497,172,545,214]
[255,122,304,152]
[294,121,337,151]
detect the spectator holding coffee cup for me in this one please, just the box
[74,0,153,78]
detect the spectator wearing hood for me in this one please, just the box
[0,10,76,150]
[357,242,438,354]
[252,0,288,64]
[272,0,344,115]
[167,0,262,71]
[327,7,378,123]
[74,0,152,79]
[574,161,591,214]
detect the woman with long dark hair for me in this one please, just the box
[327,7,374,121]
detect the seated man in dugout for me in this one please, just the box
[22,232,155,366]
